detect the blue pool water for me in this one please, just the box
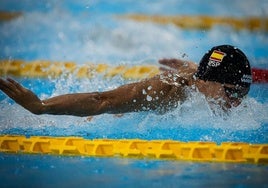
[0,0,268,187]
[0,153,267,188]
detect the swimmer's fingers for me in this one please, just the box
[159,58,184,67]
[0,78,43,114]
[159,58,191,72]
[159,59,198,75]
[158,59,179,72]
[0,78,18,98]
[159,66,172,72]
[0,78,33,100]
[1,77,26,94]
[6,78,28,93]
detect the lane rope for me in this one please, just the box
[252,68,268,83]
[0,60,267,83]
[0,135,267,164]
[1,11,267,32]
[0,60,159,80]
[119,14,268,32]
[0,11,22,22]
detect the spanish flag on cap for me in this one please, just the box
[209,50,226,62]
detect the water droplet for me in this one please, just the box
[181,53,188,58]
[142,89,147,95]
[146,95,152,101]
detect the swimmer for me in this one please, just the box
[0,45,252,117]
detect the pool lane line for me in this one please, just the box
[118,14,268,32]
[0,135,267,164]
[1,11,267,32]
[0,60,267,83]
[0,11,22,22]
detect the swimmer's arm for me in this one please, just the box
[159,58,198,74]
[41,79,160,116]
[0,78,99,116]
[0,78,128,116]
[0,77,154,116]
[40,92,112,116]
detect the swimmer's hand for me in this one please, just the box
[0,78,44,114]
[159,58,198,75]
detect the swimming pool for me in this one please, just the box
[0,0,268,187]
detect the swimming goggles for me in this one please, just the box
[223,85,249,99]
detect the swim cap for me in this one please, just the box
[195,45,252,91]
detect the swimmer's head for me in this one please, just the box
[195,45,252,99]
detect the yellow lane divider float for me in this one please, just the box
[1,10,267,32]
[1,59,267,83]
[0,59,160,80]
[0,135,267,164]
[119,14,268,32]
[0,11,22,22]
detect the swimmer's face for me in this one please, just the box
[196,80,248,109]
[222,84,249,107]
